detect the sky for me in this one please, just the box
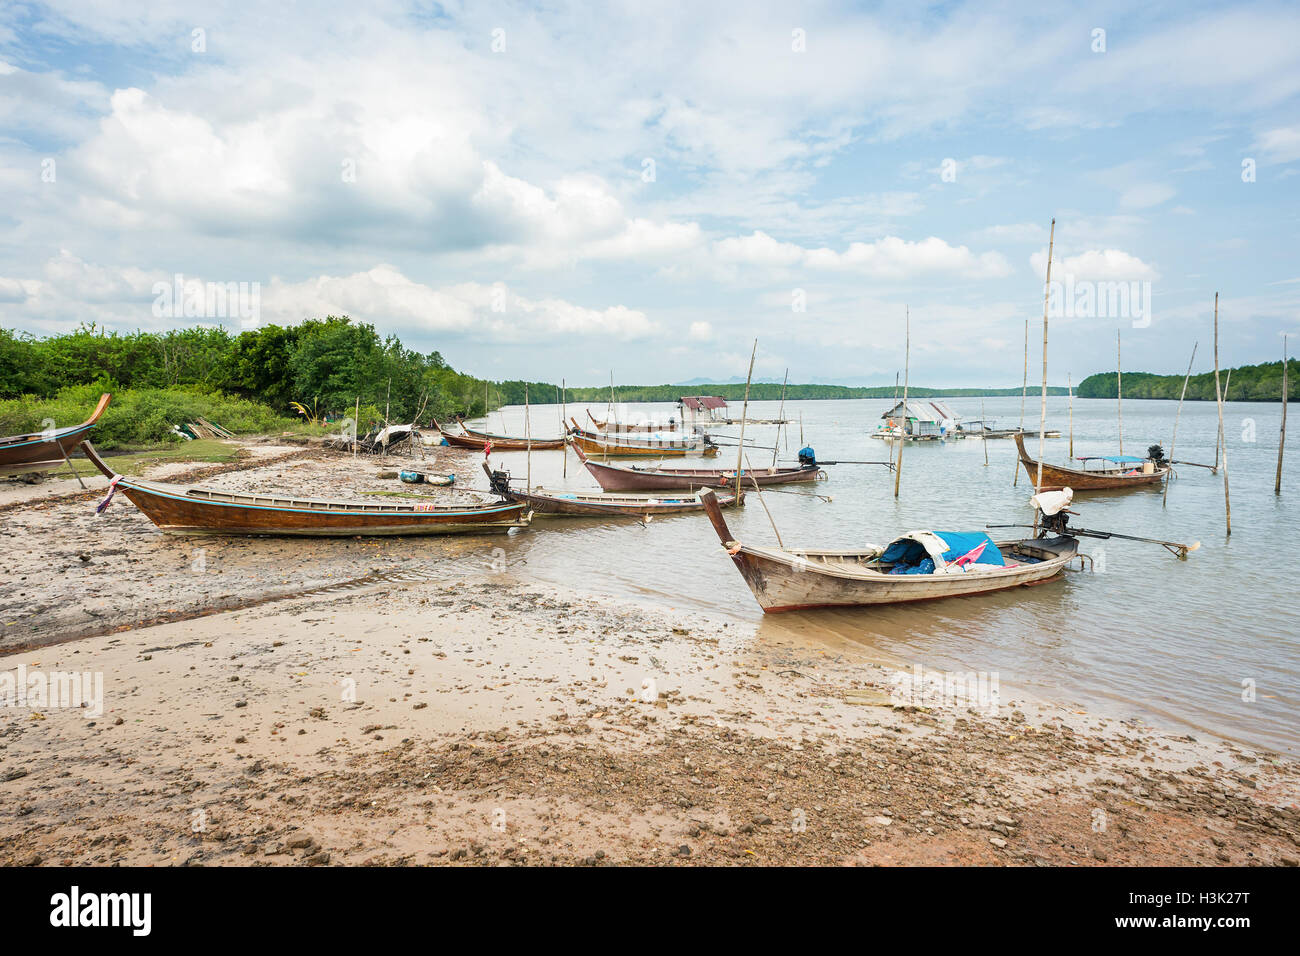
[1,0,1298,388]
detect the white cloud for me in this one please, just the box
[714,232,1012,279]
[1254,126,1300,165]
[1031,249,1160,281]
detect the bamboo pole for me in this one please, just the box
[734,340,757,501]
[1278,335,1288,495]
[561,378,567,479]
[1116,330,1123,456]
[981,398,988,466]
[1067,373,1074,459]
[890,371,899,465]
[1213,293,1231,535]
[1019,318,1028,429]
[525,383,532,490]
[353,396,359,458]
[1013,318,1027,487]
[1036,218,1055,494]
[744,452,783,548]
[894,307,909,498]
[772,368,788,468]
[1216,369,1233,469]
[1163,341,1198,508]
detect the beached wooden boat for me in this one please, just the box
[1014,432,1167,490]
[568,420,718,458]
[483,463,742,517]
[586,410,678,433]
[701,490,1077,613]
[0,393,110,477]
[574,445,821,491]
[433,418,566,451]
[80,441,530,536]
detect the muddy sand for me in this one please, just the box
[2,442,1298,866]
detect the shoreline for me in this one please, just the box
[2,440,1298,866]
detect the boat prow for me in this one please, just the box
[0,392,110,478]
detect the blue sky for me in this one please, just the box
[1,0,1298,387]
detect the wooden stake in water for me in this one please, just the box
[561,378,567,479]
[1117,330,1124,456]
[1036,218,1055,495]
[772,368,788,469]
[1277,335,1288,495]
[895,307,909,499]
[1013,317,1028,487]
[525,383,532,490]
[735,340,757,501]
[981,398,988,467]
[1212,293,1231,535]
[1067,373,1074,459]
[1164,341,1198,508]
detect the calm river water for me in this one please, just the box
[475,396,1298,756]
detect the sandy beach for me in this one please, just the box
[2,441,1298,866]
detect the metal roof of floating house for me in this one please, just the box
[882,400,958,423]
[679,396,729,411]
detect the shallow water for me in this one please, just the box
[478,395,1299,756]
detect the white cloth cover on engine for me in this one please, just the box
[1030,487,1074,516]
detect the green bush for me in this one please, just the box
[0,384,312,450]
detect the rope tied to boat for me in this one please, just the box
[95,475,121,514]
[726,540,743,555]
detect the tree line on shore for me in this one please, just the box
[1,318,1291,447]
[1078,360,1297,402]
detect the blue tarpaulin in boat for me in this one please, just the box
[881,532,1005,570]
[1079,455,1145,463]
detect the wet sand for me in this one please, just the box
[2,441,1298,866]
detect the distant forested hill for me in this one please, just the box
[1078,360,1297,402]
[561,383,1071,403]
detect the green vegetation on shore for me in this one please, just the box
[560,383,1071,403]
[5,320,1292,451]
[1078,359,1297,402]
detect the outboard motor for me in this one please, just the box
[798,446,817,467]
[486,467,513,498]
[1147,443,1168,466]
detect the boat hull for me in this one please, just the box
[1014,433,1167,490]
[569,431,714,458]
[0,394,110,477]
[78,440,529,537]
[114,483,530,536]
[435,419,566,451]
[577,447,820,491]
[507,488,742,517]
[723,540,1075,612]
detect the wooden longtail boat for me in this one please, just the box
[0,393,110,477]
[482,463,742,517]
[574,445,821,491]
[80,441,530,536]
[433,418,566,451]
[700,490,1078,613]
[586,410,677,433]
[1014,433,1167,490]
[568,420,718,458]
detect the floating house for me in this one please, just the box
[876,400,961,440]
[678,395,729,425]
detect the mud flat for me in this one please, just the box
[1,442,1298,866]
